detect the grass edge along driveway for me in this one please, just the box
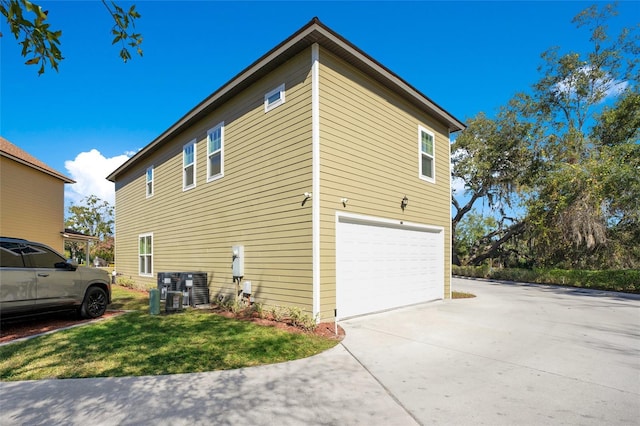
[0,287,339,381]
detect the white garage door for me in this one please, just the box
[336,215,444,319]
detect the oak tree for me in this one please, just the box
[0,0,142,75]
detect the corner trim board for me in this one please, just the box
[311,43,321,319]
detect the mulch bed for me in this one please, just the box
[210,307,345,340]
[0,310,124,344]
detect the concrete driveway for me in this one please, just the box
[340,277,640,424]
[1,278,638,425]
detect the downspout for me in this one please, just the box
[311,43,321,319]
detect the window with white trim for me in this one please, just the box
[183,140,196,190]
[207,122,224,181]
[419,126,436,182]
[139,233,153,276]
[146,166,154,197]
[264,84,285,112]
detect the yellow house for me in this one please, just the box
[107,18,465,321]
[0,137,74,252]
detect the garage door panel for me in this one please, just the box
[336,217,444,319]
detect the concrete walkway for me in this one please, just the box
[0,343,414,425]
[1,278,639,425]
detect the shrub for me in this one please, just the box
[116,276,136,289]
[251,302,265,319]
[490,268,538,283]
[452,264,490,278]
[270,305,285,322]
[453,266,639,294]
[283,306,317,331]
[216,296,248,314]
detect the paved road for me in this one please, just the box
[1,278,638,425]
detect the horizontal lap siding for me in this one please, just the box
[0,158,66,252]
[114,50,314,311]
[317,49,452,319]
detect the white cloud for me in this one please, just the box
[554,66,628,102]
[451,147,468,195]
[604,80,629,98]
[65,149,130,206]
[451,176,466,195]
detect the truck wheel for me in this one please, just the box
[80,287,108,319]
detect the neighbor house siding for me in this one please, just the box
[0,156,65,251]
[114,50,315,311]
[317,48,452,319]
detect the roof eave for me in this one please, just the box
[107,20,321,182]
[1,152,75,183]
[309,19,466,133]
[107,18,465,182]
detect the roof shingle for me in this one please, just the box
[0,136,75,183]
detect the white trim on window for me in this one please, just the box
[138,233,153,277]
[264,83,285,112]
[418,125,436,183]
[183,139,196,191]
[146,166,154,198]
[207,122,224,182]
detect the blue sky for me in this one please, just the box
[1,1,637,209]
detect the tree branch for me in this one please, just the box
[469,220,528,266]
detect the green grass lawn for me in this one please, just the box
[110,285,151,311]
[0,286,339,381]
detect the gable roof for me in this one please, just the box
[0,136,75,183]
[107,17,465,182]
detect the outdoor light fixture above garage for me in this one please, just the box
[401,196,408,211]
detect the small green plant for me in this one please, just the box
[270,305,285,322]
[216,295,246,314]
[251,302,265,319]
[284,306,318,331]
[299,312,319,332]
[287,306,303,326]
[216,295,232,311]
[231,299,245,315]
[115,276,152,292]
[116,276,136,289]
[216,299,318,332]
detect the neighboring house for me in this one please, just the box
[0,137,74,252]
[107,18,465,321]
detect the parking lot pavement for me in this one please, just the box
[340,278,640,425]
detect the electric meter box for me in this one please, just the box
[232,245,244,277]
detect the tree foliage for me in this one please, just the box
[65,195,115,263]
[454,211,497,262]
[451,105,538,265]
[453,3,639,269]
[0,0,142,75]
[523,3,638,268]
